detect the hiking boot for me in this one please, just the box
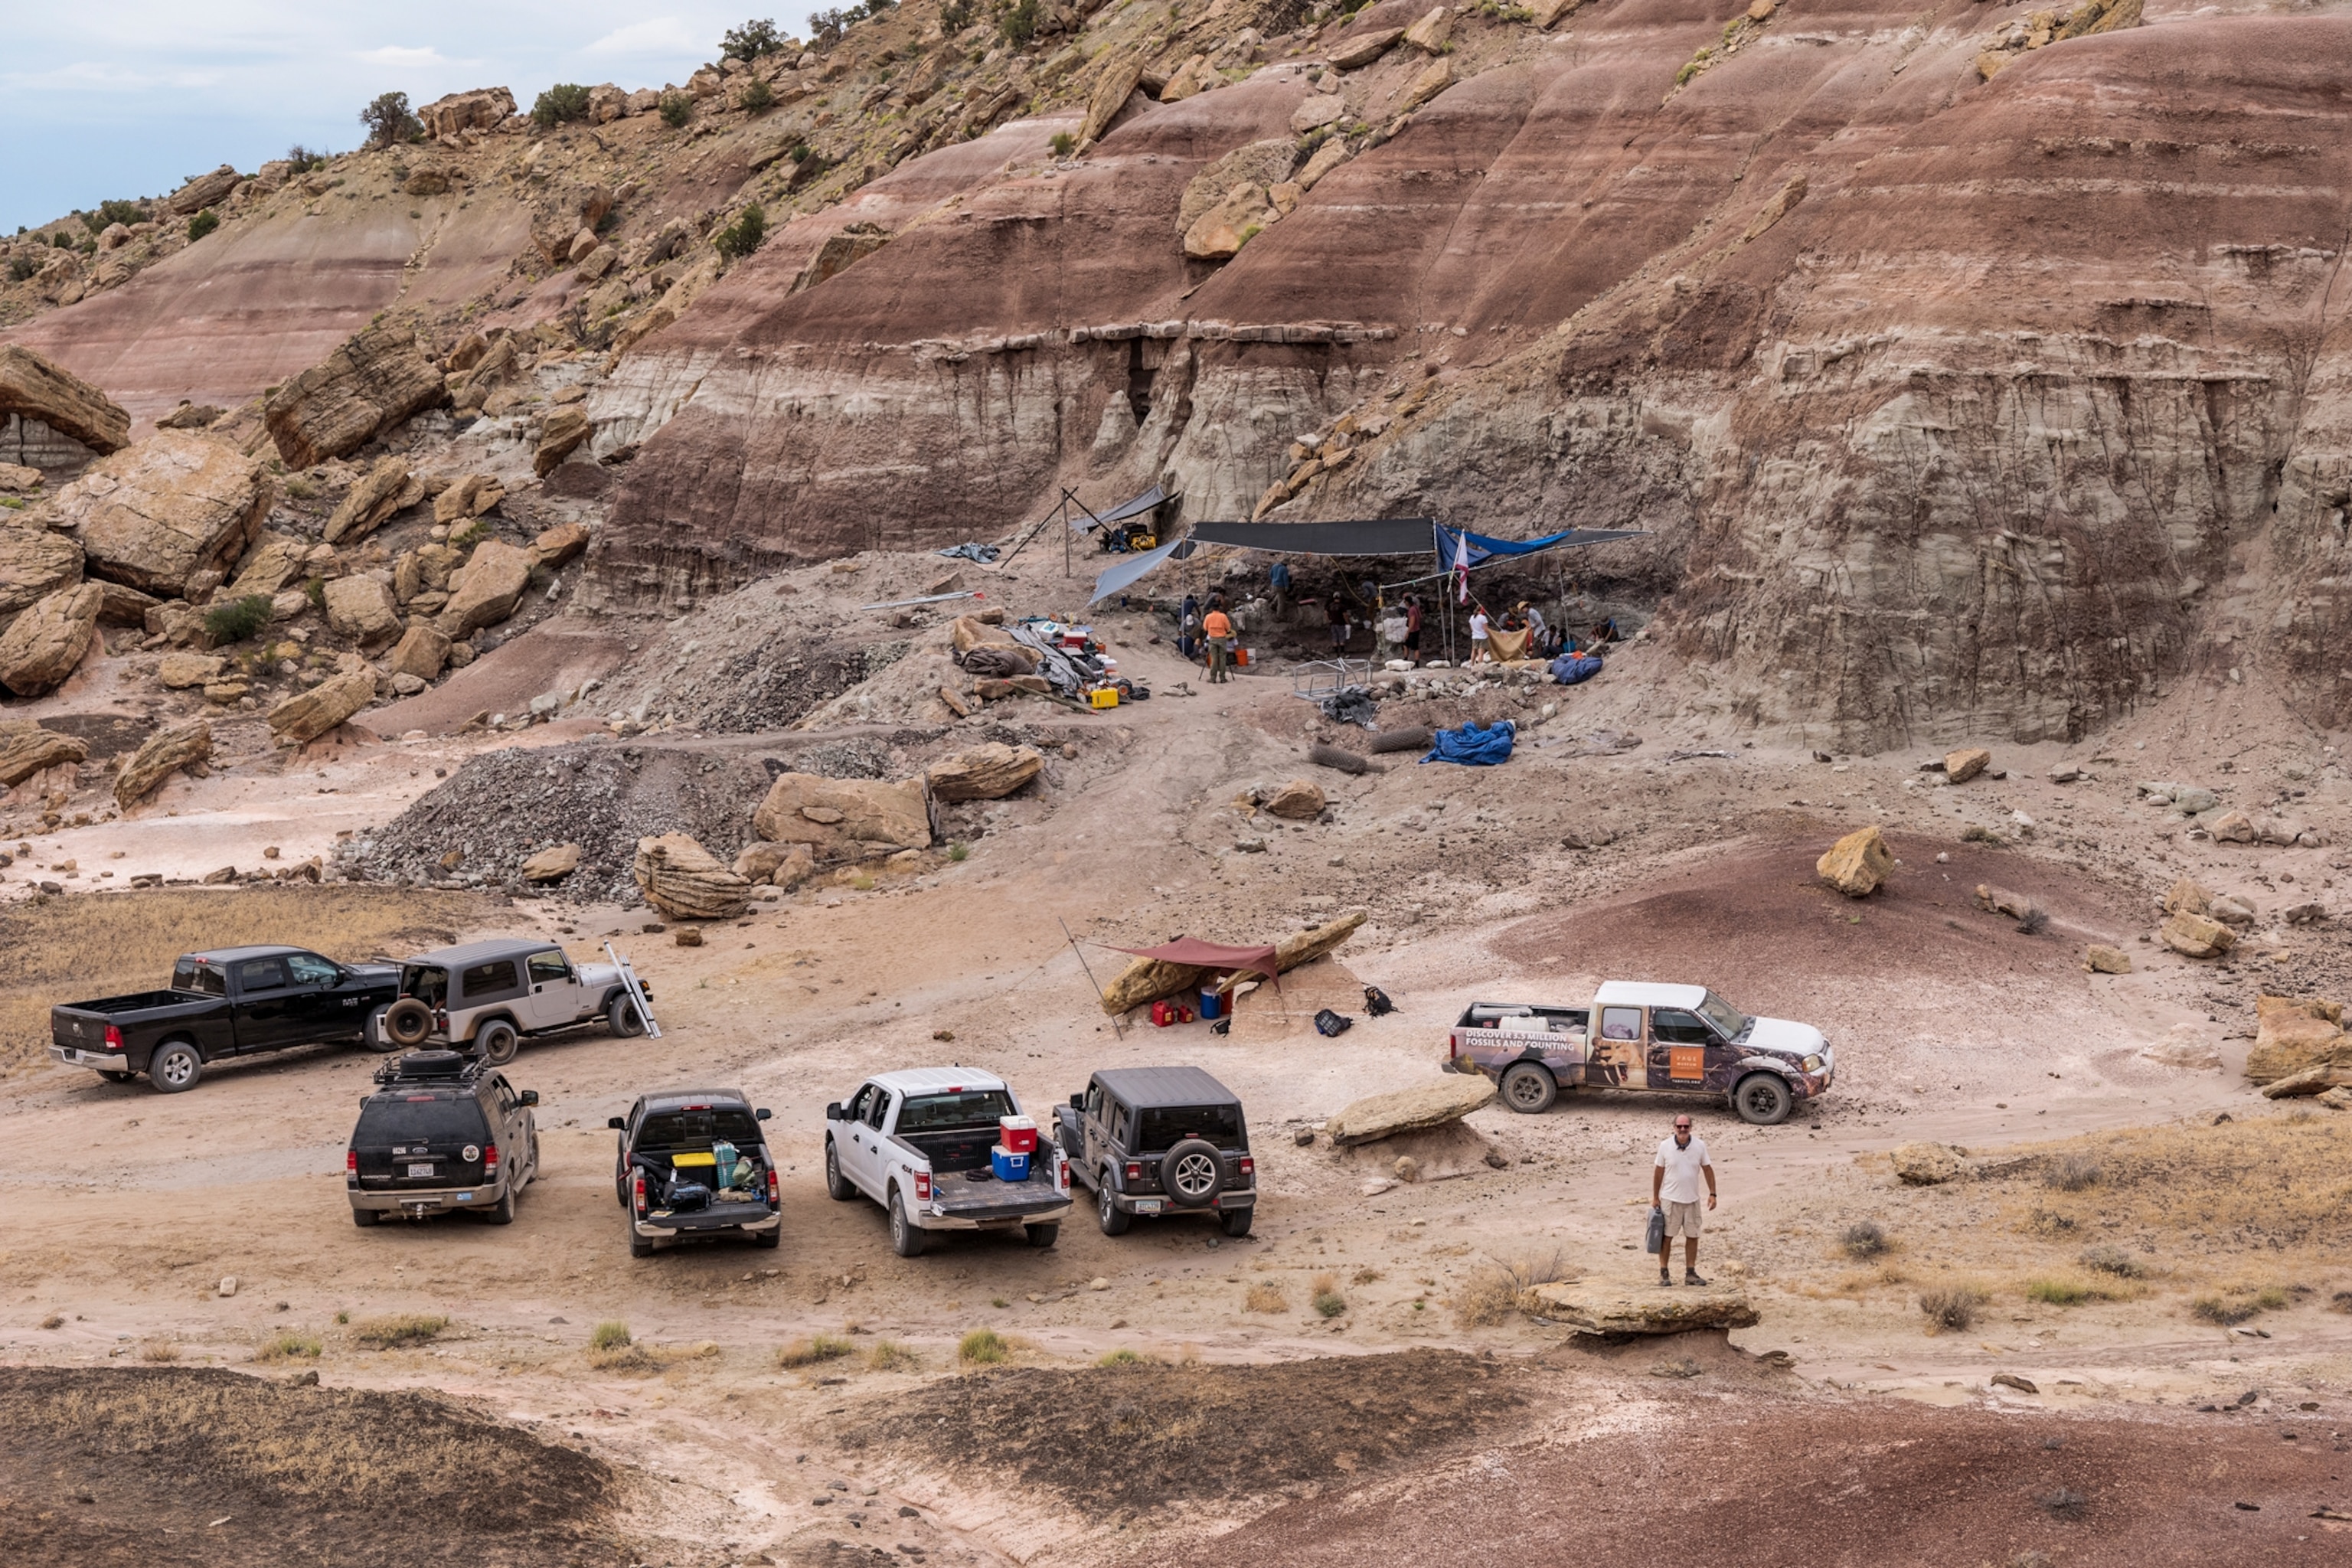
[1658,1269,1674,1287]
[1684,1271,1709,1287]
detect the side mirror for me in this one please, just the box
[606,1116,626,1131]
[755,1107,773,1121]
[1070,1093,1084,1109]
[824,1102,845,1122]
[519,1090,540,1107]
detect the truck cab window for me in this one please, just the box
[238,958,287,992]
[527,952,570,985]
[1651,1009,1715,1045]
[865,1090,892,1131]
[286,953,339,987]
[174,960,226,996]
[1599,1006,1642,1041]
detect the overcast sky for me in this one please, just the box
[1,2,819,232]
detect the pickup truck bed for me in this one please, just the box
[630,1147,780,1237]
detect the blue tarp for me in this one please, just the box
[1421,720,1517,766]
[1436,524,1648,564]
[1550,653,1605,685]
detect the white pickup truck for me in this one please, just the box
[1444,981,1834,1124]
[822,1067,1073,1256]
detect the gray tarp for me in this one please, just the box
[1088,534,1197,604]
[1069,484,1171,531]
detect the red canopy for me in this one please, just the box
[1107,939,1281,988]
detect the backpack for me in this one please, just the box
[1314,1008,1354,1038]
[1362,986,1395,1017]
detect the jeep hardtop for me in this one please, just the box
[1054,1065,1256,1237]
[376,939,653,1064]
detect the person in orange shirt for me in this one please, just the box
[1202,606,1234,681]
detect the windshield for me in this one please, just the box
[1137,1103,1243,1152]
[400,965,449,1006]
[896,1089,1016,1133]
[1698,991,1751,1040]
[173,959,227,996]
[355,1096,486,1143]
[637,1107,763,1147]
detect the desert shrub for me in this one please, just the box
[999,0,1040,44]
[140,1338,181,1362]
[282,474,317,500]
[777,1332,854,1367]
[723,18,788,58]
[2079,1245,2144,1279]
[2026,1276,2089,1306]
[1918,1285,1982,1333]
[1242,1281,1287,1314]
[1097,1348,1148,1366]
[40,1312,64,1330]
[1352,1267,1383,1285]
[353,1313,448,1348]
[532,83,593,128]
[1311,1273,1346,1318]
[589,1321,632,1351]
[9,255,41,282]
[2038,1488,2087,1521]
[660,92,694,128]
[946,841,969,861]
[735,78,772,113]
[203,594,274,645]
[2045,1155,2101,1192]
[866,1338,917,1370]
[714,204,768,260]
[941,0,975,28]
[2017,907,2050,935]
[286,145,331,172]
[959,1328,1008,1364]
[52,230,76,248]
[256,1328,322,1361]
[84,199,149,233]
[187,208,220,242]
[1050,131,1076,157]
[1841,1220,1889,1259]
[358,91,422,147]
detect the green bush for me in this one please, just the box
[1050,131,1076,157]
[203,595,274,645]
[998,0,1039,44]
[713,204,768,260]
[940,0,974,28]
[723,18,788,58]
[589,1320,632,1351]
[256,1328,322,1361]
[83,199,149,234]
[1312,1288,1347,1318]
[1096,1348,1147,1366]
[187,208,220,243]
[6,256,36,283]
[777,1332,854,1366]
[740,77,775,113]
[958,1328,1008,1364]
[660,91,694,128]
[358,90,423,148]
[532,83,594,128]
[285,144,331,172]
[52,230,76,248]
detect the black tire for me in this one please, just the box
[351,1206,381,1227]
[363,1008,399,1051]
[1097,1179,1132,1236]
[1733,1073,1794,1126]
[1500,1061,1559,1115]
[627,1209,655,1258]
[148,1040,202,1094]
[753,1226,782,1249]
[606,992,645,1037]
[525,1133,540,1190]
[888,1187,926,1258]
[1159,1138,1224,1210]
[97,1070,134,1084]
[1219,1207,1254,1238]
[1025,1222,1060,1249]
[824,1139,856,1201]
[384,998,434,1047]
[485,1185,515,1225]
[475,1020,519,1067]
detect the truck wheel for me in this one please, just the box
[1159,1138,1224,1209]
[485,1186,515,1225]
[475,1020,519,1066]
[383,998,434,1048]
[1218,1208,1254,1239]
[627,1213,655,1258]
[1024,1222,1060,1249]
[824,1139,857,1201]
[753,1226,782,1249]
[606,993,646,1037]
[1500,1062,1559,1114]
[148,1040,202,1094]
[1096,1181,1132,1236]
[1733,1073,1794,1126]
[351,1206,381,1228]
[888,1188,926,1258]
[362,1008,399,1052]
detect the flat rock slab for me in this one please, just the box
[1527,1276,1759,1334]
[1327,1076,1494,1145]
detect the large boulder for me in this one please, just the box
[1524,1276,1759,1334]
[434,540,534,638]
[751,772,933,861]
[0,582,103,697]
[1326,1077,1497,1146]
[1891,1142,1962,1184]
[1178,140,1299,236]
[322,575,402,645]
[950,614,1021,653]
[927,742,1044,802]
[1943,747,1992,784]
[0,345,131,455]
[2161,876,2211,916]
[417,87,517,138]
[156,652,224,688]
[2160,910,2236,959]
[225,533,311,597]
[2245,994,2350,1086]
[1184,182,1279,261]
[2259,1063,2352,1099]
[45,431,270,596]
[1403,5,1455,51]
[433,473,505,524]
[519,842,582,883]
[0,724,88,786]
[114,719,211,806]
[1263,778,1328,820]
[1328,26,1405,67]
[0,528,83,617]
[263,325,448,468]
[322,456,424,544]
[733,841,817,888]
[632,832,752,920]
[1815,824,1893,897]
[530,521,588,569]
[267,668,376,743]
[533,407,592,478]
[166,165,242,216]
[386,623,452,680]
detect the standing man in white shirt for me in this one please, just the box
[1651,1113,1716,1286]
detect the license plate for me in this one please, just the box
[407,1163,435,1178]
[1132,1199,1162,1214]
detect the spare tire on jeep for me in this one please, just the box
[1159,1137,1224,1209]
[384,998,434,1047]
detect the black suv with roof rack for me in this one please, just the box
[348,1051,540,1226]
[1054,1066,1256,1237]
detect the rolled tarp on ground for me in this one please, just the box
[1096,911,1366,1014]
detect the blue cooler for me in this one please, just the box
[1198,988,1223,1021]
[991,1145,1031,1181]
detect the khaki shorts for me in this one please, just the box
[1663,1200,1705,1239]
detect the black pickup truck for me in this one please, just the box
[50,946,400,1093]
[612,1089,783,1256]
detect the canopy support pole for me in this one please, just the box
[1060,917,1123,1038]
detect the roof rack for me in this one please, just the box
[371,1049,482,1086]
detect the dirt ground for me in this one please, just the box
[1,554,2349,1566]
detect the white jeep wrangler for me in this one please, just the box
[373,939,653,1064]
